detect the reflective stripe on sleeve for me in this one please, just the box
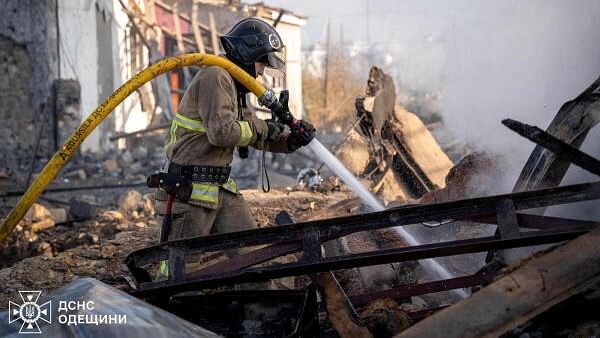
[163,122,179,154]
[164,114,205,155]
[174,113,206,132]
[236,120,252,146]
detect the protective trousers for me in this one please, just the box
[155,189,257,241]
[154,190,257,280]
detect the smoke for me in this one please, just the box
[442,0,600,196]
[264,0,600,217]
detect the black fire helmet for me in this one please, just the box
[220,17,286,79]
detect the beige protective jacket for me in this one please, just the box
[161,65,290,209]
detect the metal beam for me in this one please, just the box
[130,225,593,298]
[126,181,600,267]
[503,118,600,177]
[350,273,496,307]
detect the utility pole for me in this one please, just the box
[366,0,372,65]
[324,19,331,110]
[340,23,344,54]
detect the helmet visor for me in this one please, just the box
[263,50,286,78]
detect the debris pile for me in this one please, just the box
[0,188,354,309]
[337,66,456,205]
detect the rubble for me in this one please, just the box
[31,218,55,233]
[25,203,51,221]
[419,151,503,203]
[335,129,371,176]
[335,66,454,206]
[68,197,97,220]
[0,188,354,309]
[359,299,412,337]
[118,190,145,219]
[296,167,324,191]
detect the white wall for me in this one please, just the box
[58,0,150,152]
[110,0,152,150]
[58,0,102,152]
[275,16,304,118]
[259,12,305,119]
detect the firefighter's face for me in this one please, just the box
[255,62,266,76]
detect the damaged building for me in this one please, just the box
[0,0,305,185]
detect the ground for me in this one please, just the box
[0,188,354,310]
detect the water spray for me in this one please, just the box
[307,140,469,299]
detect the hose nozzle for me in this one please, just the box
[258,89,297,126]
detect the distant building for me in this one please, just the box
[0,0,305,157]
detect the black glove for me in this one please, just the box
[266,121,286,142]
[287,120,316,151]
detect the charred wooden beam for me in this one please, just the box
[513,76,600,192]
[190,0,206,54]
[503,118,600,177]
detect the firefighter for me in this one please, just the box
[154,18,315,269]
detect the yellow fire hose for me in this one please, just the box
[0,54,271,243]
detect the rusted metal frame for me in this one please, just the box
[130,213,600,283]
[463,213,600,229]
[144,213,600,283]
[190,241,302,278]
[191,214,599,279]
[168,247,186,282]
[130,225,593,298]
[279,212,368,337]
[503,118,600,177]
[301,229,323,263]
[495,198,521,239]
[494,198,521,262]
[126,181,600,269]
[194,213,597,280]
[350,273,496,307]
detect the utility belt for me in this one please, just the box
[167,163,231,185]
